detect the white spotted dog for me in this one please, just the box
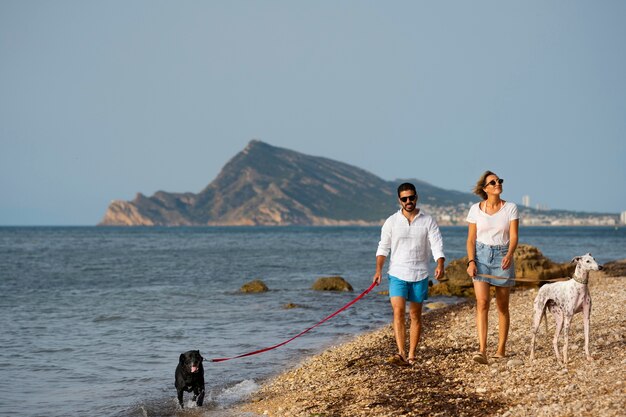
[529,253,603,366]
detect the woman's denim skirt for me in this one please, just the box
[472,241,515,287]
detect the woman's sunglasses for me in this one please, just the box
[399,195,417,203]
[485,178,504,187]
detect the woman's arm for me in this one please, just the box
[502,219,519,270]
[466,222,477,277]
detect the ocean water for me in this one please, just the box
[1,226,624,417]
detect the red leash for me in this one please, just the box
[211,281,378,362]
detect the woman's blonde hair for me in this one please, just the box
[472,170,497,200]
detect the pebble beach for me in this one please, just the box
[240,272,625,417]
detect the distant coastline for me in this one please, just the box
[422,203,621,227]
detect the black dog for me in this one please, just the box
[175,350,205,408]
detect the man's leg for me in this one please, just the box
[390,296,407,359]
[408,301,423,360]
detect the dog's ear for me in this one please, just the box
[179,353,186,364]
[571,256,581,263]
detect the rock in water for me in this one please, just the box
[240,280,269,293]
[312,276,353,292]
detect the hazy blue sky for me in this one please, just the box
[2,1,625,225]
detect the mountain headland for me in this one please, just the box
[99,140,619,227]
[98,140,478,226]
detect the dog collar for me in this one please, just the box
[573,275,588,285]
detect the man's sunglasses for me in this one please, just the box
[399,195,417,203]
[485,178,504,187]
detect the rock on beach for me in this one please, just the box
[240,271,625,417]
[431,244,575,297]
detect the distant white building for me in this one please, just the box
[621,211,626,224]
[522,195,531,207]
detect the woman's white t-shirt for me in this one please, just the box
[466,201,519,246]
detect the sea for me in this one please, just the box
[1,226,624,417]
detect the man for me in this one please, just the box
[373,182,445,366]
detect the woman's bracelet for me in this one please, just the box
[467,259,475,266]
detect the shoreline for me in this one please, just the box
[239,273,625,417]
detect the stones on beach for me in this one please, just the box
[240,274,625,417]
[240,279,269,293]
[311,276,353,292]
[506,359,524,368]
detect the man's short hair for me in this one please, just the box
[397,182,417,198]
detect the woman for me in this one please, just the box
[466,171,519,364]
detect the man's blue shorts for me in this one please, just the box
[388,275,429,303]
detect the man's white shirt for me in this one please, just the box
[376,209,445,282]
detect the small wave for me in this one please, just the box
[32,347,74,354]
[93,315,125,322]
[80,265,108,272]
[214,379,259,406]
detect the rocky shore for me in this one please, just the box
[240,272,625,417]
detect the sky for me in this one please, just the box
[1,1,625,225]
